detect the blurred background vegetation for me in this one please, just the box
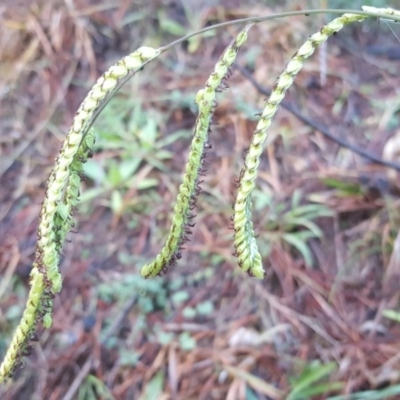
[2,0,400,399]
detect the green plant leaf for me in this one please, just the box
[110,190,123,214]
[119,158,141,180]
[196,301,214,315]
[282,233,314,267]
[182,307,196,319]
[327,384,400,400]
[285,204,333,219]
[158,12,186,36]
[171,290,189,305]
[107,161,123,186]
[383,309,400,323]
[156,330,174,345]
[287,361,337,400]
[283,217,323,238]
[139,371,164,400]
[291,189,303,209]
[322,177,363,195]
[294,382,343,399]
[179,332,196,351]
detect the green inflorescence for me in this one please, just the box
[35,47,161,294]
[233,11,373,279]
[140,24,253,278]
[0,47,160,383]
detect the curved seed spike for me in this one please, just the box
[362,6,400,17]
[0,271,45,382]
[141,24,253,279]
[0,48,160,383]
[233,12,371,278]
[36,47,160,293]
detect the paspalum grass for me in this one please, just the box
[141,24,252,278]
[1,4,400,384]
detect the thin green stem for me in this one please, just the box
[86,8,400,138]
[160,8,400,53]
